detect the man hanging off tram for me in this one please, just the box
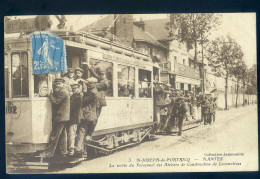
[38,62,108,160]
[39,78,70,159]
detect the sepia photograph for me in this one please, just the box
[4,13,258,174]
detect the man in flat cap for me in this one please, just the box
[39,78,70,159]
[74,67,87,94]
[63,68,76,96]
[153,81,166,133]
[178,96,189,136]
[68,83,82,156]
[75,80,99,159]
[83,63,109,130]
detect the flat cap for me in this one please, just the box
[71,83,80,89]
[75,67,84,73]
[54,78,65,83]
[67,68,74,73]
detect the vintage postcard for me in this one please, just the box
[4,13,258,173]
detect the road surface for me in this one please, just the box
[55,104,258,173]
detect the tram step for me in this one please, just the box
[8,164,49,170]
[10,161,49,166]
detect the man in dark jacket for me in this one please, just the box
[208,97,213,124]
[39,78,70,158]
[178,96,189,136]
[153,82,165,132]
[83,63,109,119]
[190,91,197,120]
[82,63,109,138]
[75,81,98,158]
[202,97,211,125]
[63,68,76,96]
[74,67,87,94]
[212,97,217,123]
[68,83,82,156]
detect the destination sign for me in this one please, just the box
[5,18,37,34]
[88,50,150,69]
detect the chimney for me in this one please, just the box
[169,14,178,37]
[133,18,145,31]
[114,14,133,47]
[169,13,176,27]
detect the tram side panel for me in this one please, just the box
[130,99,153,125]
[31,99,52,144]
[94,98,154,134]
[6,100,33,144]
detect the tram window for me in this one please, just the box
[34,74,49,97]
[89,59,113,97]
[5,54,9,98]
[138,69,152,98]
[11,52,29,98]
[118,65,135,97]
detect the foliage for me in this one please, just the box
[206,35,244,78]
[248,64,257,86]
[169,13,221,61]
[206,35,245,109]
[247,64,257,94]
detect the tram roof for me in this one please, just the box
[5,30,160,65]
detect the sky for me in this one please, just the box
[5,13,256,67]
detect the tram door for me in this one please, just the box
[66,46,85,69]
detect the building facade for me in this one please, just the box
[80,14,202,91]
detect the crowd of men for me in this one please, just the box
[38,64,218,161]
[153,82,217,136]
[38,62,108,162]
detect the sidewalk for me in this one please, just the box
[216,104,257,122]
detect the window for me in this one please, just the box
[138,69,151,98]
[34,74,49,97]
[188,84,191,91]
[89,59,113,96]
[149,46,153,57]
[118,65,135,97]
[153,67,159,82]
[11,52,28,97]
[180,83,184,91]
[174,56,177,63]
[183,59,185,65]
[5,54,9,98]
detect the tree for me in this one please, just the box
[248,64,257,95]
[230,60,247,108]
[169,13,221,63]
[206,35,243,110]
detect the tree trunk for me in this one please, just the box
[225,73,228,110]
[235,80,239,108]
[243,83,245,106]
[194,40,197,63]
[201,41,205,94]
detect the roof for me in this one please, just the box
[78,15,114,32]
[142,18,171,41]
[78,15,168,50]
[133,26,167,49]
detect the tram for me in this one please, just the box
[5,30,160,156]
